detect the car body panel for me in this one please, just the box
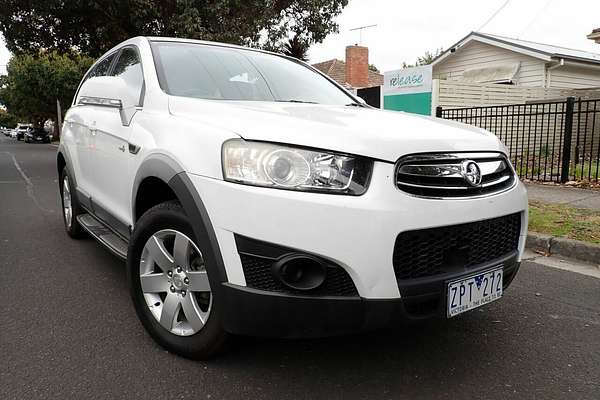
[187,165,528,299]
[167,97,505,163]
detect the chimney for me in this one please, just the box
[588,28,600,44]
[345,45,369,88]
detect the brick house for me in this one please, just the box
[312,46,383,90]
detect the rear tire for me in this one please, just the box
[60,166,86,238]
[127,201,228,359]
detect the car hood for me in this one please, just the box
[168,97,505,162]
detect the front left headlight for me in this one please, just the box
[222,140,372,195]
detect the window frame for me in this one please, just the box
[73,44,146,108]
[73,50,119,106]
[110,45,146,107]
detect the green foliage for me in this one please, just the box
[572,160,599,180]
[402,47,444,68]
[0,0,349,57]
[0,51,94,129]
[280,35,310,61]
[368,64,379,73]
[0,109,18,128]
[529,200,600,244]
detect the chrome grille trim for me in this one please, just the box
[395,152,517,199]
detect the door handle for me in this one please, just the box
[118,145,126,152]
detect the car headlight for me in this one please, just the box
[222,140,372,195]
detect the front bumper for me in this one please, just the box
[187,160,527,336]
[189,162,528,297]
[220,255,521,338]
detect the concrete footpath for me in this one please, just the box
[526,182,600,210]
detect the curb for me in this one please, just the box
[526,232,600,265]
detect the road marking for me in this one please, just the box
[2,151,54,214]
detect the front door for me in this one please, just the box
[88,47,144,237]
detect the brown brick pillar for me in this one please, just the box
[345,45,369,88]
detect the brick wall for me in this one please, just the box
[345,46,369,88]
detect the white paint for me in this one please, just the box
[433,40,546,87]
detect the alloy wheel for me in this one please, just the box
[62,175,72,228]
[139,229,212,336]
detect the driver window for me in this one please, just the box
[111,48,144,106]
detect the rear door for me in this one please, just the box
[66,52,117,204]
[89,46,144,236]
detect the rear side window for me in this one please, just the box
[88,53,116,79]
[111,48,144,105]
[75,52,117,104]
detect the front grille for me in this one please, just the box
[240,254,358,297]
[393,213,521,280]
[395,152,516,198]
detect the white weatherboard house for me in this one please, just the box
[432,32,600,89]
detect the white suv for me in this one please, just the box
[58,37,528,359]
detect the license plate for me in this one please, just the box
[36,137,42,141]
[447,267,503,317]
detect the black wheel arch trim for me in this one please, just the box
[132,154,228,284]
[167,172,229,284]
[56,144,77,190]
[131,153,184,219]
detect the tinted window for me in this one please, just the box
[111,47,143,105]
[152,42,354,105]
[87,53,116,79]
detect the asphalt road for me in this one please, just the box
[1,135,599,400]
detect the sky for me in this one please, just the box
[0,0,599,74]
[308,0,600,72]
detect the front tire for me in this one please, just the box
[127,201,227,359]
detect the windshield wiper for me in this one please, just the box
[276,99,319,104]
[345,102,366,107]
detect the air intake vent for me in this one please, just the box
[395,152,516,198]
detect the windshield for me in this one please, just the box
[151,41,355,105]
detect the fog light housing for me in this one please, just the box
[271,254,327,291]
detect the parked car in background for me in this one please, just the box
[24,127,51,143]
[10,129,18,138]
[58,36,528,360]
[15,124,31,141]
[3,128,11,137]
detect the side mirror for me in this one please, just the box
[77,76,140,125]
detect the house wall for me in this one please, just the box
[433,40,547,87]
[548,65,600,89]
[435,80,600,109]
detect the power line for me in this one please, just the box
[517,0,553,38]
[477,0,511,32]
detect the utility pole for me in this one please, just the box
[349,24,377,46]
[56,99,62,141]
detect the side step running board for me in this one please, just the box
[77,214,128,260]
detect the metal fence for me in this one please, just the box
[437,97,600,183]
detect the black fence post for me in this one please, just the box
[560,97,576,183]
[435,106,442,118]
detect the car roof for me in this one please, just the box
[144,36,294,60]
